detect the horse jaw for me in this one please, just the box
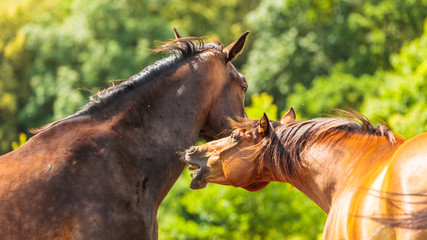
[242,182,270,192]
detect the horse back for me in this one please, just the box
[326,133,427,239]
[389,132,427,206]
[344,133,427,239]
[387,132,427,192]
[381,132,427,238]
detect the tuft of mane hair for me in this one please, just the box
[332,109,395,143]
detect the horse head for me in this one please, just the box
[183,108,296,191]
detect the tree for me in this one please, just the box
[0,0,63,153]
[154,0,260,68]
[290,19,427,139]
[243,0,427,110]
[287,66,379,118]
[361,19,427,138]
[19,0,171,129]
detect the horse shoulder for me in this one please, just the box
[0,119,148,239]
[0,133,81,238]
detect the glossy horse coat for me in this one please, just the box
[0,29,250,239]
[184,109,427,239]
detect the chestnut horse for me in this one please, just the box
[0,29,250,239]
[184,109,427,239]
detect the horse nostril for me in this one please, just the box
[187,146,198,154]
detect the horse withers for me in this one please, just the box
[184,109,427,239]
[0,29,250,239]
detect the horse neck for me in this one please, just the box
[285,132,404,213]
[94,56,227,205]
[114,61,221,149]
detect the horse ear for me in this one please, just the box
[258,113,270,136]
[281,107,296,125]
[173,28,182,39]
[224,30,250,62]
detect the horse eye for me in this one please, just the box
[242,85,248,93]
[230,132,238,142]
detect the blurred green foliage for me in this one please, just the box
[244,0,427,111]
[159,172,325,240]
[0,0,53,152]
[11,133,27,150]
[290,19,427,138]
[245,93,279,120]
[19,0,172,128]
[361,20,427,137]
[2,0,427,239]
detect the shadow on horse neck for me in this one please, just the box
[0,31,249,239]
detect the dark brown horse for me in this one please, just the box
[0,29,250,239]
[184,109,427,239]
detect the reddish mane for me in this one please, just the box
[230,111,395,181]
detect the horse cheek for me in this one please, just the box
[223,159,254,187]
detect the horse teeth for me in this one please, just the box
[189,164,200,170]
[190,170,199,179]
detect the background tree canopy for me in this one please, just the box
[1,0,426,239]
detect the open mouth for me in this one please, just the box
[188,163,201,178]
[185,161,207,189]
[183,147,208,190]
